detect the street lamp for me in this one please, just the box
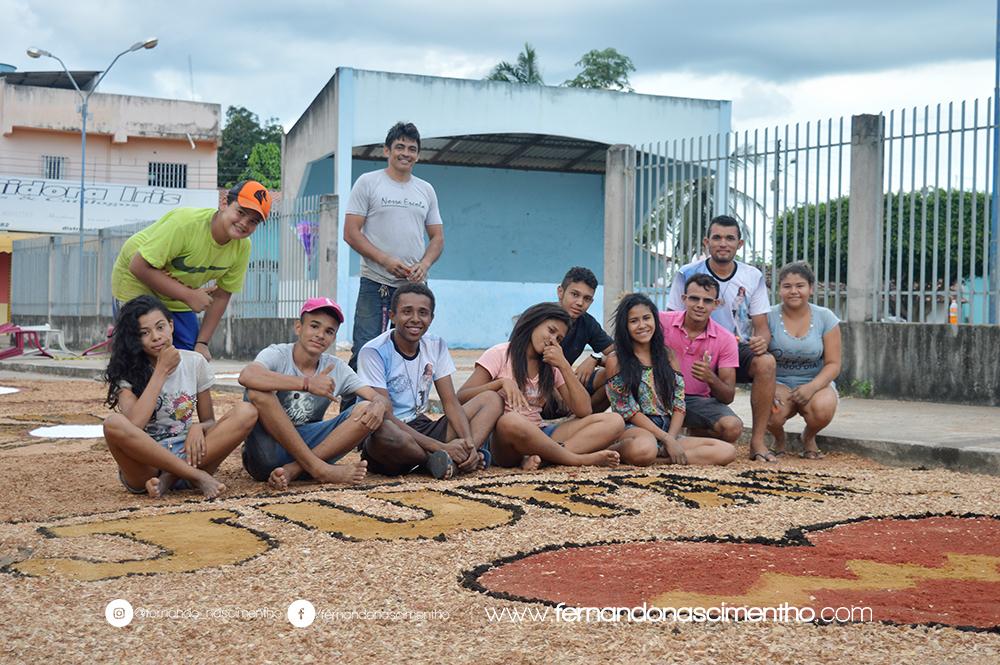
[27,38,158,318]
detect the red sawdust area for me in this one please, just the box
[474,515,1000,630]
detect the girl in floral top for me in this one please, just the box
[606,293,737,466]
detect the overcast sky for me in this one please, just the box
[4,0,998,134]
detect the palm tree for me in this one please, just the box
[486,43,544,84]
[638,145,766,268]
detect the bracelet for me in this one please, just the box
[302,375,310,393]
[195,340,209,347]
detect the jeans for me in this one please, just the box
[344,277,396,409]
[241,406,356,481]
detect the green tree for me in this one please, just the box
[772,189,989,299]
[217,106,282,188]
[240,142,281,189]
[485,43,544,84]
[564,47,636,91]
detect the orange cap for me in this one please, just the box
[228,180,272,221]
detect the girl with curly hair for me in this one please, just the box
[103,295,257,497]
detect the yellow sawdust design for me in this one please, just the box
[650,554,1000,608]
[619,474,827,508]
[259,490,515,541]
[467,482,625,517]
[13,510,268,581]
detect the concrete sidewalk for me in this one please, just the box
[3,351,998,475]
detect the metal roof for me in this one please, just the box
[0,70,101,91]
[352,133,609,174]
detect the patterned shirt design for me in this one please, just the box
[607,366,686,421]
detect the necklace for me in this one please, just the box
[405,356,422,410]
[780,305,814,340]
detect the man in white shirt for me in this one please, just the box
[666,215,778,462]
[356,283,502,479]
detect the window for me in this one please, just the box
[42,155,67,180]
[147,162,188,188]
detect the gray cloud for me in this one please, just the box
[5,0,995,126]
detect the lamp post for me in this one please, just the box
[26,38,158,318]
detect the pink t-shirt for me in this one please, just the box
[475,342,566,425]
[659,310,738,398]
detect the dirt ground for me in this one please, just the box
[0,376,998,664]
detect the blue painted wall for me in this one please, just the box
[300,157,335,199]
[340,159,608,347]
[349,160,604,281]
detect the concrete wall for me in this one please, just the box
[839,322,1000,406]
[282,75,340,204]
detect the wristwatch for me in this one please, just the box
[590,352,604,367]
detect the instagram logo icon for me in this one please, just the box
[105,599,133,627]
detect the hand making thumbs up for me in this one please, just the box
[691,350,714,382]
[305,363,337,398]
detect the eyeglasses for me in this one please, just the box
[683,295,717,305]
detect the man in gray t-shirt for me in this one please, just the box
[239,297,391,489]
[344,122,444,378]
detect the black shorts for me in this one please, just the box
[683,395,738,430]
[359,414,450,476]
[736,342,757,383]
[405,413,451,442]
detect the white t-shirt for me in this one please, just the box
[252,343,366,425]
[357,329,456,423]
[120,349,214,442]
[345,169,443,287]
[667,259,770,341]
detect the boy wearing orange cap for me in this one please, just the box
[111,180,271,360]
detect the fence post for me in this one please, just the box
[603,145,635,327]
[847,114,885,322]
[319,194,339,299]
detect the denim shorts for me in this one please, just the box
[117,434,192,493]
[242,406,356,481]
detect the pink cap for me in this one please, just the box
[300,297,344,323]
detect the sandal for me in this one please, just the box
[799,449,826,460]
[769,448,787,458]
[749,450,778,463]
[425,450,456,479]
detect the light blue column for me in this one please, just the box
[335,68,356,333]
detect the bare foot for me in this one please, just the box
[314,461,368,485]
[189,470,226,499]
[520,455,542,471]
[578,450,620,467]
[145,476,166,498]
[268,467,289,491]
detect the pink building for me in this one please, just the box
[0,69,221,320]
